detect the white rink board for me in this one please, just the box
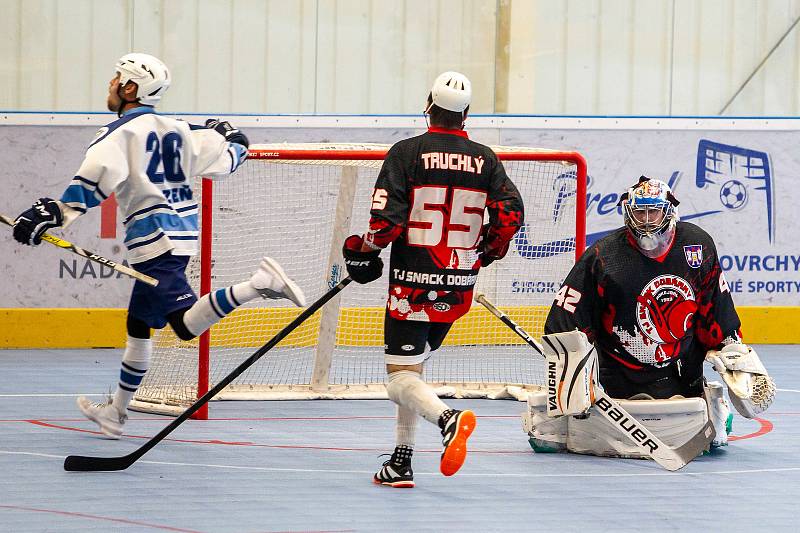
[1,115,798,307]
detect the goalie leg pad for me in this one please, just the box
[565,397,709,459]
[541,330,598,417]
[523,391,568,452]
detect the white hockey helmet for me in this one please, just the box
[620,176,679,256]
[115,53,171,106]
[427,71,471,112]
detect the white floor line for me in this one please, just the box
[0,392,108,398]
[777,388,800,393]
[2,449,799,479]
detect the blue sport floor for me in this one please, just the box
[0,346,797,532]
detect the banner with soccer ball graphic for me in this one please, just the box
[1,119,798,307]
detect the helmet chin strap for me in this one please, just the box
[115,85,139,117]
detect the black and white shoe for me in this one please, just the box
[373,446,414,488]
[439,409,476,476]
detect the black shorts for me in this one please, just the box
[384,313,453,365]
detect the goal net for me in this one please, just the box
[130,143,586,416]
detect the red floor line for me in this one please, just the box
[0,505,203,533]
[728,418,773,441]
[24,420,529,454]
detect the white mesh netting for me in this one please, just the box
[131,143,585,414]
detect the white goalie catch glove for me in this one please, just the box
[706,343,776,418]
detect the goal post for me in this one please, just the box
[130,143,587,417]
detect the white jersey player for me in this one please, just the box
[12,53,306,438]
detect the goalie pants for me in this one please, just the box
[600,355,704,399]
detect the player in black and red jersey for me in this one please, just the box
[542,176,774,453]
[342,71,524,487]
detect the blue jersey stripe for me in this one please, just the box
[60,183,102,210]
[125,212,198,242]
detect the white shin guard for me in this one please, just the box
[386,370,448,425]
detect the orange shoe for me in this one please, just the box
[439,409,476,476]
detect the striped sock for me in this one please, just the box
[113,335,152,413]
[182,282,258,337]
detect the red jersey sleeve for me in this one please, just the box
[365,144,407,249]
[694,241,742,349]
[482,156,524,255]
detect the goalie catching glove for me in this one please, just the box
[13,197,64,246]
[706,343,776,418]
[342,235,383,284]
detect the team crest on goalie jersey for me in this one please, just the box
[683,245,703,268]
[613,274,698,367]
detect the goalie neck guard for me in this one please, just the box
[619,176,679,258]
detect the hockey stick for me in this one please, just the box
[64,277,353,472]
[475,293,715,471]
[1,214,158,287]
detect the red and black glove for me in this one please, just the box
[478,224,514,267]
[342,235,383,284]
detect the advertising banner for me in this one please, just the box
[1,118,797,308]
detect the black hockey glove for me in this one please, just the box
[205,119,250,148]
[342,235,383,284]
[477,223,510,268]
[13,197,64,246]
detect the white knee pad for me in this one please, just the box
[386,370,448,425]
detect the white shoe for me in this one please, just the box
[76,396,127,439]
[250,257,306,307]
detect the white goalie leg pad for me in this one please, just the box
[565,397,709,459]
[522,391,568,452]
[706,344,776,418]
[541,330,598,417]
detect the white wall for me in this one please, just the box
[1,0,799,115]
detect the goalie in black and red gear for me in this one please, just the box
[542,176,774,454]
[342,71,524,488]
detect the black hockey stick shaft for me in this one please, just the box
[64,277,353,472]
[1,214,158,286]
[475,292,714,471]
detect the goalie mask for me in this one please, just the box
[619,176,679,258]
[114,53,171,108]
